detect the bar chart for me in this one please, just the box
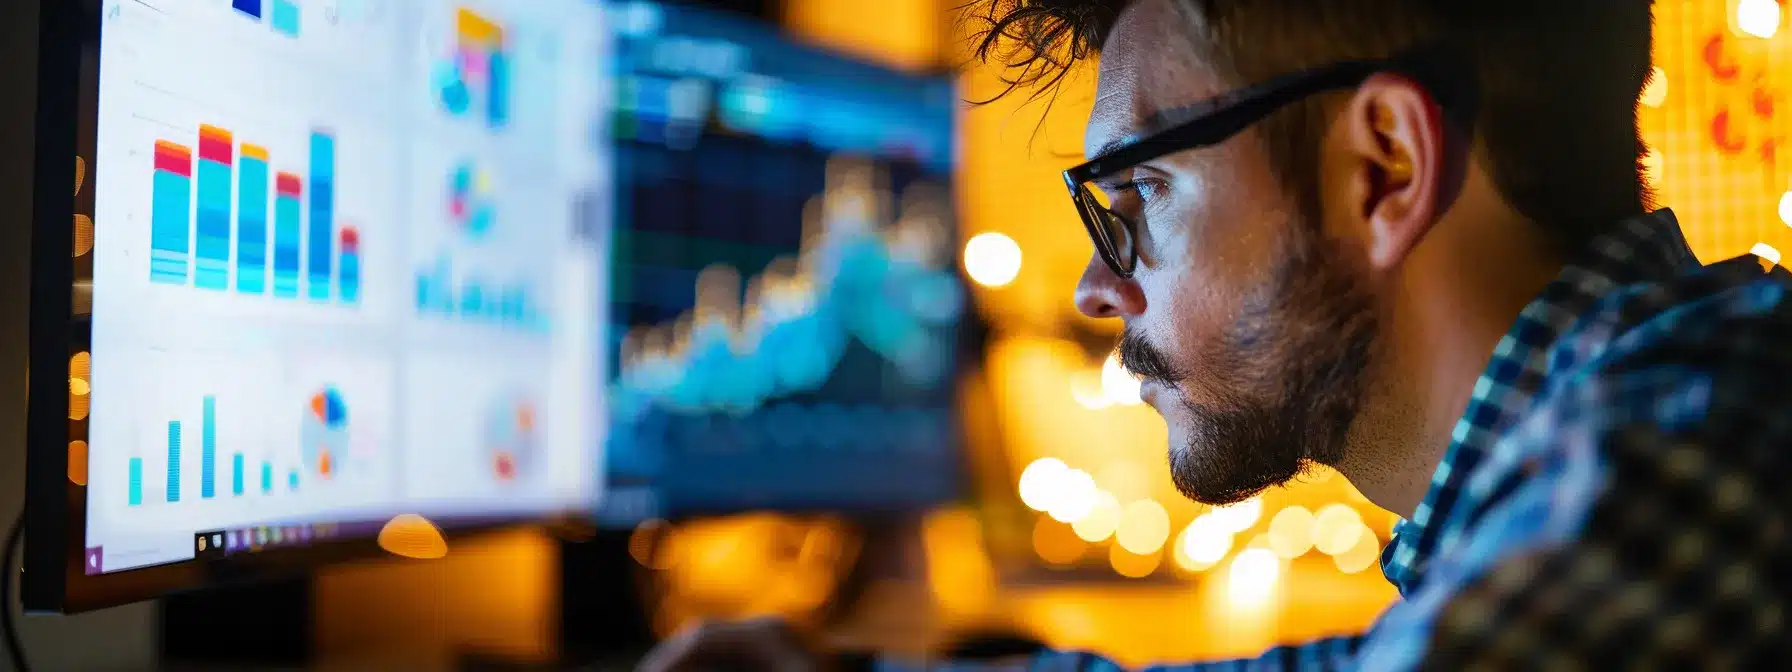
[414,254,548,330]
[129,393,286,508]
[433,8,511,129]
[146,124,360,306]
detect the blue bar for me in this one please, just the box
[274,172,302,297]
[232,0,262,20]
[271,0,299,36]
[166,421,182,503]
[288,469,300,491]
[261,461,273,494]
[307,131,335,300]
[232,453,245,496]
[150,142,191,285]
[128,457,143,506]
[200,396,216,499]
[236,150,269,294]
[340,250,360,303]
[194,127,233,291]
[487,50,510,127]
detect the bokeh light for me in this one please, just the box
[1071,490,1123,542]
[68,440,88,486]
[1176,514,1233,568]
[1114,498,1171,555]
[1033,516,1087,565]
[1751,242,1781,266]
[963,231,1022,287]
[1226,548,1282,607]
[1070,370,1110,410]
[1109,542,1161,578]
[1209,497,1263,533]
[1778,190,1792,228]
[1045,468,1100,523]
[1312,503,1367,556]
[1639,66,1669,107]
[1332,530,1383,574]
[1099,353,1141,405]
[1018,457,1068,511]
[1737,0,1781,38]
[1266,505,1314,559]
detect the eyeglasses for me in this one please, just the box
[1064,48,1474,279]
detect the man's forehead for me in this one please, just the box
[1083,1,1223,159]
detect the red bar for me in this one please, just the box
[153,140,192,176]
[275,172,303,197]
[198,125,233,164]
[338,227,360,252]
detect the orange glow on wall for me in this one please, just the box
[1648,0,1789,260]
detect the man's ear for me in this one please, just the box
[1338,72,1463,271]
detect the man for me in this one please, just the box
[639,0,1790,669]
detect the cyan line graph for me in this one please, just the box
[613,160,962,420]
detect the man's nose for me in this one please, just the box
[1073,253,1144,319]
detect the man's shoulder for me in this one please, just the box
[1546,256,1792,401]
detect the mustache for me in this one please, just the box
[1117,328,1182,384]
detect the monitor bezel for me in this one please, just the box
[21,0,595,614]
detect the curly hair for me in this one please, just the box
[962,0,1657,248]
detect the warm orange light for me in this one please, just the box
[1640,66,1669,107]
[1226,548,1281,607]
[1114,499,1171,555]
[1333,530,1382,574]
[922,508,997,615]
[1033,516,1087,565]
[1736,0,1782,38]
[1265,505,1314,559]
[70,352,91,381]
[1174,514,1232,570]
[1210,498,1263,533]
[1018,457,1068,511]
[964,232,1023,287]
[1072,490,1123,542]
[1313,503,1367,556]
[1109,542,1162,578]
[68,440,88,486]
[377,514,448,559]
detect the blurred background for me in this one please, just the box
[4,0,1786,669]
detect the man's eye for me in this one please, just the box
[1125,178,1167,203]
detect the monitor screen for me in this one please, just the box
[598,1,965,522]
[79,0,607,576]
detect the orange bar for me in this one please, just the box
[456,8,503,46]
[199,124,232,143]
[153,140,191,159]
[240,143,269,162]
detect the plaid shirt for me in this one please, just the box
[882,209,1791,670]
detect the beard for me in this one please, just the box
[1119,225,1378,506]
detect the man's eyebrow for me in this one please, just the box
[1087,100,1219,161]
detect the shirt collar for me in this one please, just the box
[1377,208,1698,595]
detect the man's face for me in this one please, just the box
[1076,0,1380,506]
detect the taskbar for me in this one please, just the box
[86,512,580,575]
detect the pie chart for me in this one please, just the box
[485,394,537,482]
[301,386,349,479]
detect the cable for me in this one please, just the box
[2,511,28,672]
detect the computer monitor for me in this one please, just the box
[21,0,609,612]
[597,1,966,523]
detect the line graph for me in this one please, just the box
[611,157,963,421]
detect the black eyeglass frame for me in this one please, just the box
[1064,47,1477,279]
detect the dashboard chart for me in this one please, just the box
[600,1,965,521]
[83,0,606,575]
